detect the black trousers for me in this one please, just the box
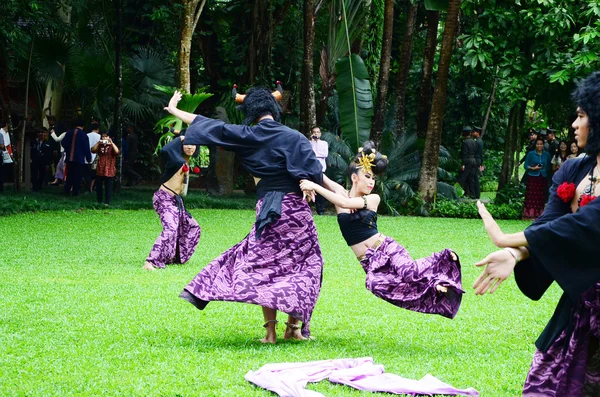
[0,160,4,193]
[124,161,140,185]
[96,175,113,204]
[64,162,85,196]
[31,162,48,191]
[458,163,480,199]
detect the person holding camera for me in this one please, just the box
[91,131,120,206]
[522,137,551,219]
[309,126,328,214]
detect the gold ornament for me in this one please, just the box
[357,152,375,173]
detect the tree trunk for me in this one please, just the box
[512,101,526,183]
[18,38,35,192]
[416,10,439,139]
[316,47,331,127]
[417,0,461,204]
[299,0,317,137]
[480,73,497,137]
[391,0,418,138]
[179,0,207,92]
[246,0,292,85]
[498,104,517,190]
[369,0,395,146]
[41,4,70,127]
[114,0,123,191]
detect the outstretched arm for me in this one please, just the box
[322,174,347,196]
[164,90,196,125]
[478,201,528,247]
[300,179,379,210]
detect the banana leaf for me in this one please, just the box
[153,85,212,134]
[335,54,373,152]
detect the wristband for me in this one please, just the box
[504,248,520,263]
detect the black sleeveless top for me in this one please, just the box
[337,209,379,246]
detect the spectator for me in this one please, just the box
[544,128,559,157]
[30,128,53,191]
[551,140,569,172]
[472,126,484,174]
[309,126,328,215]
[61,120,91,196]
[124,125,141,186]
[49,121,67,185]
[91,131,120,206]
[0,121,14,192]
[522,138,551,219]
[86,122,101,192]
[568,140,580,159]
[457,126,480,199]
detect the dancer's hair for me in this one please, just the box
[572,71,600,156]
[236,86,282,125]
[347,141,388,178]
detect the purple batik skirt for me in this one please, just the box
[523,283,600,397]
[180,193,323,337]
[359,237,463,319]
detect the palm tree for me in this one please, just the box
[418,0,462,204]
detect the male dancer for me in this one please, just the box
[143,137,201,270]
[164,88,323,343]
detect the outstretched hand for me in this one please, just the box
[478,200,508,247]
[164,90,182,113]
[473,249,517,295]
[300,179,317,202]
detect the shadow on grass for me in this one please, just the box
[0,185,257,216]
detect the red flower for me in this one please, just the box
[182,164,189,173]
[579,194,597,207]
[193,166,200,174]
[557,182,576,203]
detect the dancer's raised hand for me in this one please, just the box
[473,249,517,295]
[477,200,508,247]
[165,90,183,113]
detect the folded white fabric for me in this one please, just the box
[245,357,479,397]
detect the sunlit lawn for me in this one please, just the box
[0,209,559,396]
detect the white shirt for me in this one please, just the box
[0,127,13,164]
[51,130,67,153]
[87,131,101,163]
[310,139,328,172]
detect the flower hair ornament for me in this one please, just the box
[356,147,376,173]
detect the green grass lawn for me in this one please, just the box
[0,209,560,396]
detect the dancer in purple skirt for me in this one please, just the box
[300,142,463,319]
[143,137,201,270]
[163,87,324,343]
[473,72,600,397]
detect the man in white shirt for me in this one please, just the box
[0,121,13,193]
[309,126,328,215]
[86,122,101,192]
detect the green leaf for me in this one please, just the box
[424,0,448,11]
[335,54,373,152]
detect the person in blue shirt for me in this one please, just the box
[522,137,551,219]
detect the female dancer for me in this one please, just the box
[300,142,463,319]
[473,71,600,396]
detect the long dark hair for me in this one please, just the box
[572,71,600,156]
[347,141,388,178]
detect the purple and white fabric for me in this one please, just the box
[360,237,463,319]
[146,189,201,268]
[245,357,479,396]
[180,193,323,337]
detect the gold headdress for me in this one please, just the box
[356,147,376,173]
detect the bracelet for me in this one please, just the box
[504,248,520,263]
[362,196,368,209]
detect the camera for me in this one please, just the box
[311,135,318,140]
[100,139,110,145]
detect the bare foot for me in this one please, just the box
[450,251,458,261]
[259,336,276,344]
[142,261,156,270]
[436,284,448,293]
[283,323,307,341]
